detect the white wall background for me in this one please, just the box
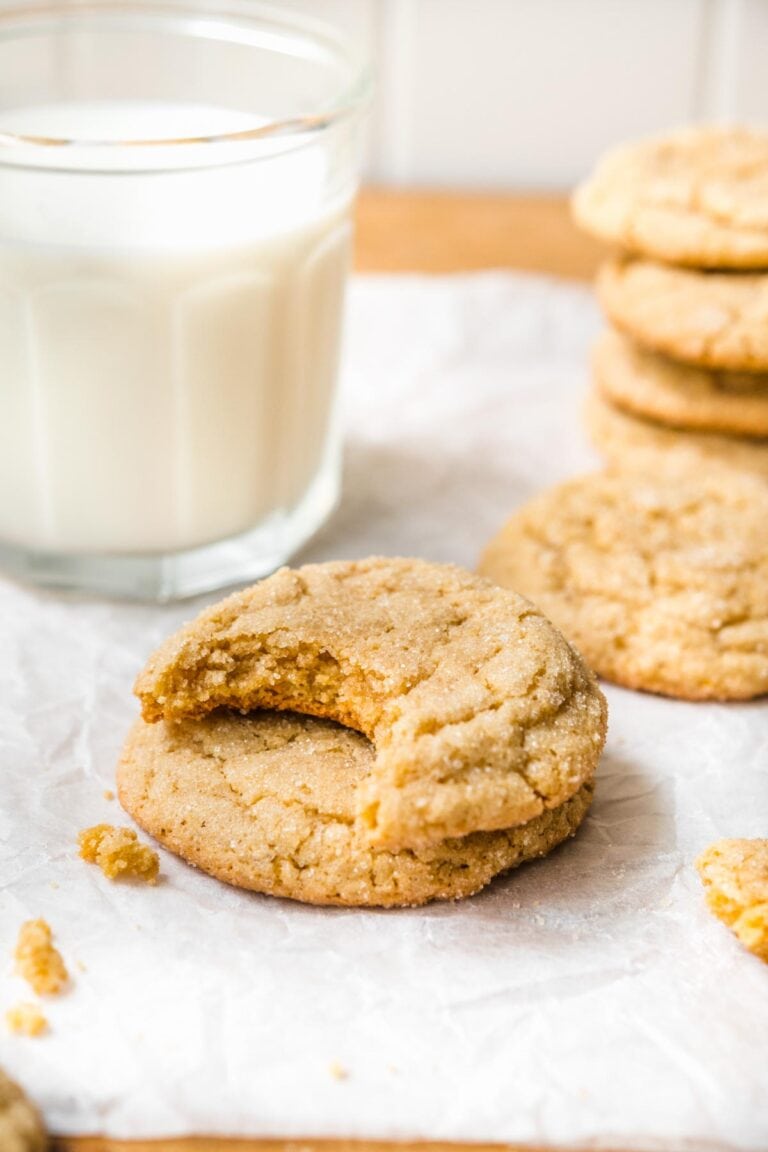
[283,0,768,188]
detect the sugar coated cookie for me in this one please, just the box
[479,469,768,700]
[135,558,607,852]
[585,387,768,478]
[118,711,594,907]
[0,1069,45,1152]
[573,125,768,268]
[594,328,768,438]
[697,839,768,962]
[598,256,768,373]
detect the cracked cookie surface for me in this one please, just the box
[598,256,768,372]
[585,386,768,478]
[594,328,768,438]
[479,470,768,700]
[573,126,768,268]
[135,557,606,851]
[696,839,768,962]
[0,1069,45,1152]
[118,711,594,908]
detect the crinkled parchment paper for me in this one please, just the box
[1,274,766,1150]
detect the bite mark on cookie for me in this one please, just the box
[133,559,606,852]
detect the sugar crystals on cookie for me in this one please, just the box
[134,557,607,854]
[117,710,595,908]
[479,467,768,701]
[124,558,607,906]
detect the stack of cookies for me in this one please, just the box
[572,126,768,478]
[120,558,607,907]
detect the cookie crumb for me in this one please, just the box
[14,920,68,995]
[696,838,768,962]
[103,789,115,801]
[78,824,159,884]
[5,1002,48,1037]
[329,1062,348,1081]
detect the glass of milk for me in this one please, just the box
[0,0,370,599]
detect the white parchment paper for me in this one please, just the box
[1,273,767,1150]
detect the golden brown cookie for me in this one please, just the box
[0,1069,45,1152]
[573,125,768,268]
[118,710,594,908]
[598,256,768,372]
[696,839,768,962]
[478,469,768,701]
[134,558,607,852]
[585,386,768,478]
[594,328,768,438]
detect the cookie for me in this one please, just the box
[478,469,768,700]
[594,328,768,438]
[696,839,768,962]
[598,256,768,372]
[585,387,768,479]
[134,557,607,852]
[118,711,594,908]
[573,125,768,268]
[0,1069,45,1152]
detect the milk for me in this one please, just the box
[0,102,352,554]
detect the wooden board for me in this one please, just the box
[353,190,605,279]
[56,192,618,1152]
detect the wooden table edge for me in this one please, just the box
[53,1139,632,1152]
